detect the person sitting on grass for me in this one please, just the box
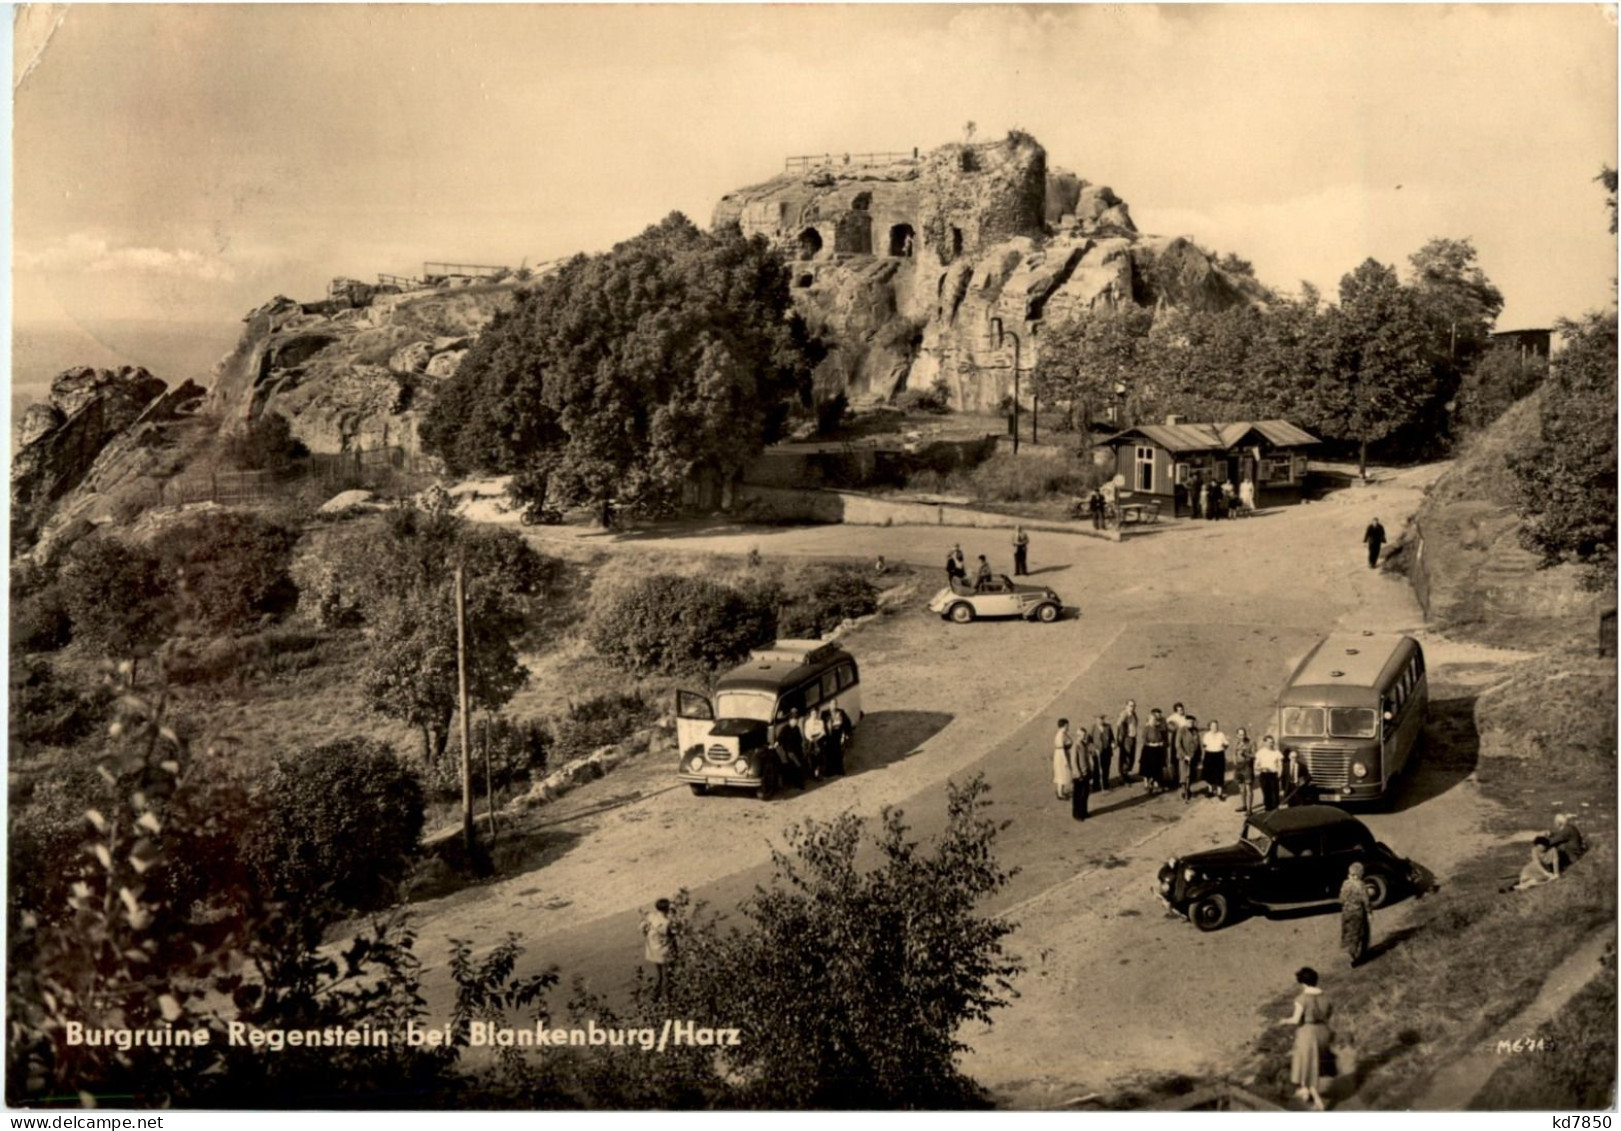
[1502,836,1560,892]
[1548,812,1588,870]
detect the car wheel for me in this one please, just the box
[1190,892,1231,932]
[948,602,975,624]
[1034,602,1059,623]
[1364,872,1391,909]
[688,783,707,797]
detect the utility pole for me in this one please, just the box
[454,566,476,861]
[483,716,497,847]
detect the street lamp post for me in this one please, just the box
[989,316,1022,454]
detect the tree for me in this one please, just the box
[6,673,456,1108]
[1455,342,1548,432]
[1600,165,1617,235]
[422,213,822,520]
[222,411,309,471]
[1406,237,1504,376]
[1314,259,1442,475]
[1031,307,1152,433]
[57,536,173,662]
[584,573,777,676]
[361,581,529,764]
[1508,311,1617,578]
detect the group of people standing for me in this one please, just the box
[1176,474,1254,521]
[773,705,852,789]
[1051,701,1314,819]
[946,529,1034,586]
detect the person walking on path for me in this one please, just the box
[1115,699,1139,781]
[1177,713,1202,802]
[1232,727,1256,813]
[1013,526,1031,576]
[1090,714,1115,791]
[1051,719,1074,802]
[1069,727,1095,820]
[642,898,675,1000]
[1340,862,1374,967]
[1283,967,1333,1111]
[946,544,967,585]
[1201,719,1230,801]
[1139,709,1168,795]
[1363,517,1387,569]
[1255,734,1284,811]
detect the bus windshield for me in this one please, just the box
[715,689,776,723]
[1281,706,1325,737]
[1329,707,1378,738]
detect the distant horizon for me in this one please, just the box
[14,6,1617,332]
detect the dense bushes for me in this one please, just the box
[57,535,173,659]
[586,574,778,676]
[778,569,879,638]
[10,584,71,653]
[428,717,551,800]
[8,659,99,750]
[893,378,952,414]
[905,451,1105,505]
[246,738,425,912]
[158,511,302,633]
[221,411,309,471]
[551,691,656,762]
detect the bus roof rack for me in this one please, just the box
[749,640,839,665]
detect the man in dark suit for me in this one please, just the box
[1363,517,1387,569]
[1091,714,1115,791]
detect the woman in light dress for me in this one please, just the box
[1051,718,1073,801]
[1283,966,1333,1110]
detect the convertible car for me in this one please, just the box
[1156,805,1423,931]
[928,575,1064,624]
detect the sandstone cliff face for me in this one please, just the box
[206,284,516,455]
[712,134,1257,410]
[11,367,169,552]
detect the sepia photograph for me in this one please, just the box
[7,2,1618,1113]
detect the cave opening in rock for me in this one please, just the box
[951,227,964,258]
[797,228,823,260]
[888,224,915,257]
[796,273,814,288]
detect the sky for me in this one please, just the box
[12,4,1618,334]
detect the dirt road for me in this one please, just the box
[411,466,1505,1102]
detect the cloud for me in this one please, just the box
[16,232,237,281]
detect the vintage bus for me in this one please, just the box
[1272,633,1427,805]
[675,640,862,799]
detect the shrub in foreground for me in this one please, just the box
[246,738,426,913]
[586,574,776,675]
[778,569,879,638]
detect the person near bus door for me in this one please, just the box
[1255,735,1284,811]
[776,708,807,789]
[802,707,827,780]
[1115,699,1140,781]
[826,707,851,777]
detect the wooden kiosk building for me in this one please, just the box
[1095,416,1321,516]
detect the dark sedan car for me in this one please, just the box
[1156,805,1420,931]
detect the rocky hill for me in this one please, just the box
[12,130,1268,560]
[713,132,1266,409]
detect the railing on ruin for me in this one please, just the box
[377,273,424,290]
[784,150,918,173]
[422,261,509,282]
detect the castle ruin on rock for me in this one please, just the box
[713,132,1257,412]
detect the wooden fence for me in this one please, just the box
[153,447,441,510]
